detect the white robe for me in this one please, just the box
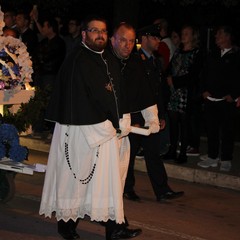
[39,120,130,224]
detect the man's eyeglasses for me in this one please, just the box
[86,28,108,35]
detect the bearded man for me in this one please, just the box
[39,16,141,240]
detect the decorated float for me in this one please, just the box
[0,6,45,203]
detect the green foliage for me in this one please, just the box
[3,87,50,133]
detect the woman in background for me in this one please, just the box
[162,24,203,163]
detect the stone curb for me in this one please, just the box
[135,158,240,191]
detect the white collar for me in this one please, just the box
[82,41,104,54]
[221,48,231,57]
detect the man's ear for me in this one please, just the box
[81,31,86,41]
[110,36,115,46]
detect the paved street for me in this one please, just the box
[0,149,240,240]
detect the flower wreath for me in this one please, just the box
[0,123,28,162]
[0,36,33,90]
[0,6,33,90]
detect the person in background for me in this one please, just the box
[110,22,184,202]
[15,10,38,58]
[3,27,19,38]
[63,16,82,56]
[162,24,203,164]
[34,16,66,91]
[3,8,17,30]
[152,18,177,157]
[39,15,142,240]
[31,17,66,136]
[197,25,240,172]
[154,18,176,71]
[171,27,181,49]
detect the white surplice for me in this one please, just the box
[39,120,130,224]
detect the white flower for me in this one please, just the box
[0,36,33,89]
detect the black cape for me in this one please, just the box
[46,44,125,129]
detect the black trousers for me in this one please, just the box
[124,131,171,198]
[187,102,202,149]
[204,100,236,160]
[57,219,79,234]
[168,110,188,155]
[58,218,128,240]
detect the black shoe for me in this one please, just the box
[175,154,187,164]
[123,191,140,201]
[161,151,177,160]
[58,230,80,239]
[157,191,184,202]
[58,219,80,239]
[111,227,142,239]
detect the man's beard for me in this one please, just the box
[85,35,107,52]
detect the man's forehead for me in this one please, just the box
[88,20,106,28]
[116,26,135,38]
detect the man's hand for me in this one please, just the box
[159,119,166,130]
[223,95,234,103]
[202,91,211,99]
[146,121,160,134]
[118,113,131,138]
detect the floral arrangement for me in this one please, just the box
[0,36,33,90]
[0,6,33,91]
[0,123,28,162]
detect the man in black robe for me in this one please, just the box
[110,22,184,202]
[40,16,142,240]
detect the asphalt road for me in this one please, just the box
[0,150,239,240]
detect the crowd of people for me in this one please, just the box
[2,4,240,240]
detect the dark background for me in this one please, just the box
[1,0,240,28]
[1,0,240,48]
[1,0,240,140]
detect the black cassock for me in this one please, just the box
[46,44,155,128]
[46,44,125,129]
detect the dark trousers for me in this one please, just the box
[187,102,202,149]
[204,100,236,160]
[57,219,79,234]
[58,218,128,240]
[124,131,171,198]
[168,110,188,155]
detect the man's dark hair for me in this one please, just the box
[81,15,107,31]
[44,17,59,34]
[16,10,31,23]
[68,16,81,26]
[218,25,236,44]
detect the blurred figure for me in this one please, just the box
[3,8,17,30]
[34,17,66,91]
[32,17,66,134]
[63,16,82,56]
[198,25,240,172]
[15,10,38,58]
[3,27,19,38]
[171,27,181,49]
[154,18,176,71]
